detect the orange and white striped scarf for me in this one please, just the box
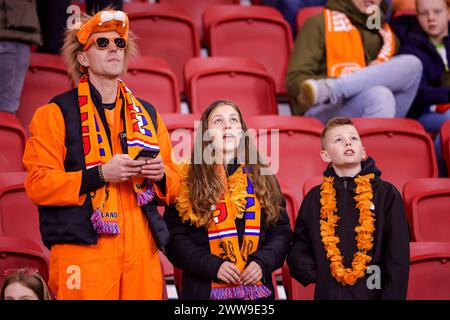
[324,8,396,77]
[79,75,160,234]
[208,165,270,300]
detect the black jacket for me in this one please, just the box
[38,83,170,251]
[163,163,292,300]
[287,158,410,300]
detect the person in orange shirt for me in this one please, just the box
[22,10,179,300]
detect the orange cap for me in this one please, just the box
[76,10,129,45]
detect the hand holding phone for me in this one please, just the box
[133,149,160,162]
[139,151,165,182]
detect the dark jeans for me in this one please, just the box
[0,41,30,113]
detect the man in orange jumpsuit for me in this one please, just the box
[22,10,179,300]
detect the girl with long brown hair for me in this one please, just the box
[164,100,292,300]
[1,268,52,300]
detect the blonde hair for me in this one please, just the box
[61,11,138,84]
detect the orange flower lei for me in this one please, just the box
[320,173,375,286]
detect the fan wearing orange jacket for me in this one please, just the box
[22,10,179,300]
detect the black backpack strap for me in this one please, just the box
[138,99,158,132]
[50,89,78,113]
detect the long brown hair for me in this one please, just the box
[187,100,282,226]
[0,271,52,300]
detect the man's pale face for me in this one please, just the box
[352,0,383,13]
[320,125,366,168]
[78,31,125,79]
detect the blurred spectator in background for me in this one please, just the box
[36,1,123,55]
[285,0,422,123]
[278,0,392,38]
[279,0,327,37]
[36,0,70,54]
[260,0,281,7]
[0,0,41,114]
[85,0,123,14]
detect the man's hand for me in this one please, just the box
[139,156,165,182]
[102,154,145,183]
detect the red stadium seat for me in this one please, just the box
[282,263,315,300]
[184,57,278,115]
[447,139,450,176]
[0,172,27,188]
[0,183,49,258]
[280,185,299,230]
[410,188,450,242]
[159,259,169,300]
[159,251,174,278]
[303,176,323,199]
[246,116,325,205]
[158,0,239,43]
[271,184,298,278]
[352,117,425,131]
[393,0,416,14]
[122,56,181,113]
[408,242,450,300]
[125,3,201,92]
[353,118,438,192]
[440,120,450,174]
[403,178,450,237]
[0,113,26,172]
[204,5,293,95]
[296,6,323,33]
[160,113,201,163]
[393,9,416,18]
[0,236,49,286]
[17,53,71,133]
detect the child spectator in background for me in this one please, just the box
[399,0,450,130]
[397,0,450,175]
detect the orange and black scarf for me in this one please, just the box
[78,75,160,234]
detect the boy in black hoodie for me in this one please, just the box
[287,117,410,300]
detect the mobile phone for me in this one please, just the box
[133,148,160,161]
